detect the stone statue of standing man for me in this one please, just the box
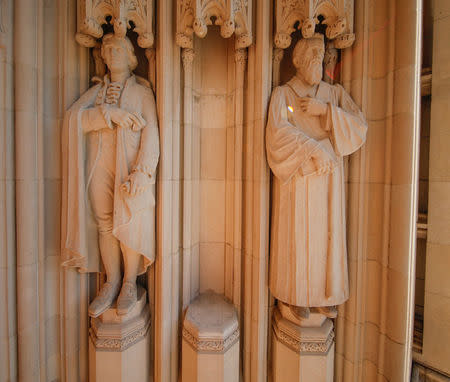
[61,33,160,317]
[266,34,367,323]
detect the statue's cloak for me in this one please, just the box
[266,77,367,307]
[61,75,159,274]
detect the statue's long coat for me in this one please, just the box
[266,77,367,307]
[61,75,159,274]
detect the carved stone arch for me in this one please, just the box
[273,0,355,87]
[77,0,155,49]
[274,0,354,49]
[176,0,253,49]
[76,0,155,87]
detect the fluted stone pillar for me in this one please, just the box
[14,0,41,380]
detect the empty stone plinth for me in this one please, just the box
[182,291,240,382]
[272,307,335,382]
[89,286,151,382]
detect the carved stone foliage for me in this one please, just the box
[76,0,154,48]
[275,0,354,49]
[176,0,252,49]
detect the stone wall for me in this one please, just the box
[0,1,425,381]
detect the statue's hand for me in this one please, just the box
[109,107,146,131]
[121,171,151,196]
[311,148,336,175]
[298,97,327,116]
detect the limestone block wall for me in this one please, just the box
[421,0,450,375]
[0,1,425,381]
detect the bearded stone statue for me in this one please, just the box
[61,33,159,318]
[266,34,367,323]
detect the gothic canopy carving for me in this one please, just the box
[275,0,354,49]
[176,0,253,49]
[76,0,154,48]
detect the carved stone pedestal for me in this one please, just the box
[89,286,151,382]
[272,307,335,382]
[182,292,240,382]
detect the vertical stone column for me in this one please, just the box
[0,1,17,380]
[272,48,284,88]
[422,0,450,375]
[145,48,156,92]
[181,47,195,308]
[225,48,247,307]
[14,0,40,380]
[154,1,182,380]
[241,1,272,380]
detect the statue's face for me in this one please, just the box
[102,39,130,73]
[294,39,325,86]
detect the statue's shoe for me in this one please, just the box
[88,282,120,318]
[116,281,138,316]
[278,301,310,326]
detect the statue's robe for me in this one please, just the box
[266,76,367,307]
[61,75,159,274]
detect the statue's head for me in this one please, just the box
[101,33,138,74]
[292,34,325,86]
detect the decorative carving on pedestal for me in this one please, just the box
[182,292,240,381]
[272,307,335,381]
[89,286,152,381]
[275,0,354,49]
[183,292,240,354]
[176,0,252,48]
[182,327,240,353]
[272,308,334,354]
[90,286,151,351]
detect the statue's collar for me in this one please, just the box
[102,73,136,87]
[287,76,319,98]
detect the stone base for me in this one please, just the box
[182,291,240,382]
[89,286,151,382]
[272,307,335,382]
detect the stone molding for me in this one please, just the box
[274,0,355,49]
[272,308,335,355]
[89,320,150,352]
[89,288,151,352]
[182,292,240,354]
[272,324,334,354]
[176,0,252,49]
[182,326,240,354]
[76,0,154,48]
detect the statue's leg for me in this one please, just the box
[88,158,121,317]
[98,232,122,284]
[116,243,141,315]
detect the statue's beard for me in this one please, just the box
[299,60,323,85]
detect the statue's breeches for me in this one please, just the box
[88,130,116,234]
